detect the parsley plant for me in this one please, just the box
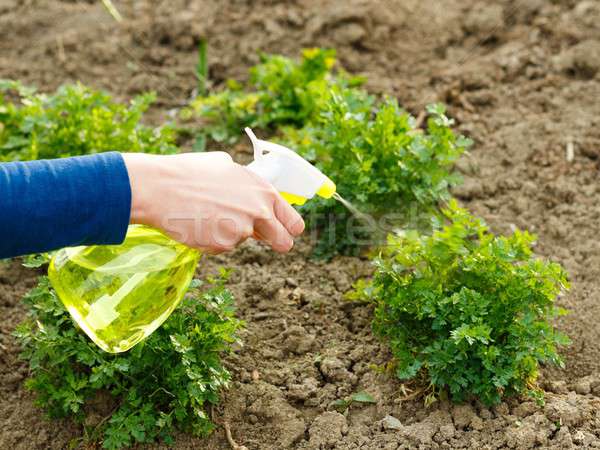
[353,200,570,405]
[0,80,177,161]
[14,274,243,449]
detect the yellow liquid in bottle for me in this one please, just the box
[48,225,200,353]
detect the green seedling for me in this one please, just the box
[332,390,377,412]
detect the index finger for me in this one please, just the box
[273,195,305,237]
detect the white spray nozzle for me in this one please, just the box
[244,127,336,205]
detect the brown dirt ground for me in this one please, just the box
[1,0,600,449]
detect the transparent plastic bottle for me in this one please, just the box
[48,225,199,353]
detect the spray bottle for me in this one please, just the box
[48,128,335,353]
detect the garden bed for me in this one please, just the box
[1,0,600,448]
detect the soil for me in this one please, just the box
[1,0,600,449]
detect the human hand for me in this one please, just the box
[122,152,305,254]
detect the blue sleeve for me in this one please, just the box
[0,152,132,258]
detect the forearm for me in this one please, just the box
[0,152,131,258]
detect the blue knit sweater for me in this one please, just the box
[0,152,131,258]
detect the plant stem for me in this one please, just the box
[101,0,123,22]
[196,39,208,96]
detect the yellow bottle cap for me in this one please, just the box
[280,192,307,205]
[316,179,336,199]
